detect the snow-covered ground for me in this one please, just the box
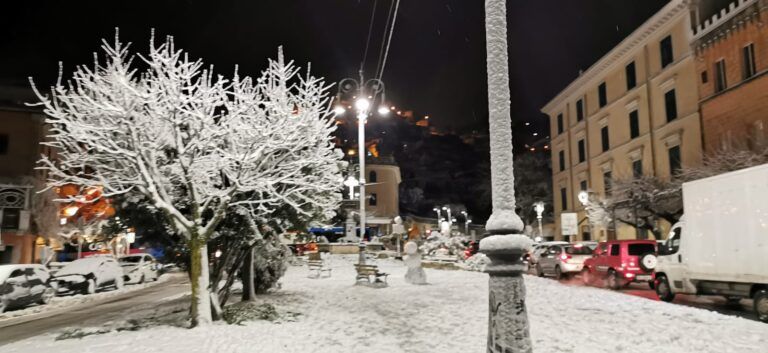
[0,274,170,324]
[3,255,767,353]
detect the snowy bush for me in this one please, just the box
[222,302,279,325]
[461,253,490,272]
[421,233,467,258]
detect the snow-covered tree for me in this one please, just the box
[31,32,343,326]
[594,147,768,238]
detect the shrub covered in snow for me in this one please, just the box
[460,253,490,272]
[421,233,467,258]
[222,302,279,325]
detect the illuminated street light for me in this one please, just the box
[378,106,390,115]
[343,176,360,200]
[355,98,370,111]
[534,202,545,240]
[63,206,79,217]
[334,106,346,116]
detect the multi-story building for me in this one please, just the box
[0,86,50,264]
[692,0,768,151]
[541,0,703,242]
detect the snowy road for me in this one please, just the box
[0,273,189,345]
[539,273,761,322]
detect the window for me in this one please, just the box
[1,208,20,230]
[628,243,655,256]
[632,159,643,179]
[0,134,8,155]
[625,61,637,90]
[9,269,25,279]
[580,180,588,192]
[369,193,377,206]
[576,99,584,121]
[557,113,564,134]
[668,145,681,176]
[601,126,610,152]
[560,187,568,211]
[664,89,677,122]
[660,35,674,68]
[577,139,586,163]
[598,82,607,108]
[609,244,620,256]
[715,60,727,92]
[701,71,708,84]
[368,171,377,183]
[743,44,756,80]
[603,171,613,196]
[558,150,566,172]
[629,110,640,139]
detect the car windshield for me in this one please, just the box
[119,256,142,264]
[565,246,592,255]
[627,243,656,256]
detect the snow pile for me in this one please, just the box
[421,233,467,258]
[3,256,768,353]
[460,253,491,272]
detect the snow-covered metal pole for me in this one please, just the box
[481,0,533,352]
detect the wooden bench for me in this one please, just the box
[307,260,332,278]
[354,264,389,287]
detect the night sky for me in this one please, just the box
[0,0,668,148]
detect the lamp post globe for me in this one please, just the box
[578,190,590,206]
[355,98,370,111]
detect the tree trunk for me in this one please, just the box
[241,246,256,301]
[189,236,213,327]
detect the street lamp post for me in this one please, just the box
[480,0,533,351]
[578,190,593,242]
[433,207,442,223]
[343,176,359,200]
[442,206,453,230]
[334,70,388,265]
[534,202,545,241]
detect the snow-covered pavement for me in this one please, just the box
[3,255,767,353]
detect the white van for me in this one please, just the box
[654,164,768,322]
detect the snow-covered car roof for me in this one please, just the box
[54,257,116,277]
[0,264,48,282]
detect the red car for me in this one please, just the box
[581,240,657,289]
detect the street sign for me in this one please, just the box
[561,212,578,235]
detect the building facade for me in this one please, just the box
[692,0,768,152]
[541,0,703,242]
[363,157,402,236]
[0,86,50,264]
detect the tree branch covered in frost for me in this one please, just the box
[29,32,344,325]
[30,34,343,241]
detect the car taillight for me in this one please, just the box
[560,254,571,261]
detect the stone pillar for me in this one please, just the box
[482,0,533,351]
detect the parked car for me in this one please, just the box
[573,241,598,251]
[119,254,160,284]
[535,244,594,279]
[0,264,56,313]
[51,256,124,295]
[582,240,657,289]
[655,165,768,322]
[525,241,568,266]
